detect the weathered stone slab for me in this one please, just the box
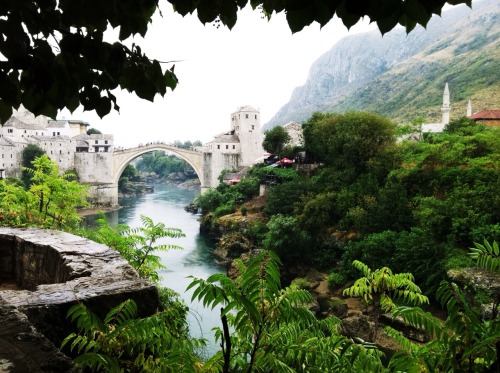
[0,298,80,373]
[0,227,160,371]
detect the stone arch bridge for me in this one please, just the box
[112,144,203,185]
[82,144,204,206]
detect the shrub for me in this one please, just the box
[327,272,347,290]
[213,202,236,218]
[291,277,311,289]
[240,206,248,216]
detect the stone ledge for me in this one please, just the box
[0,227,160,372]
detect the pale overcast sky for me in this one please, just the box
[60,5,378,147]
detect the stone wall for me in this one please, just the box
[0,227,160,371]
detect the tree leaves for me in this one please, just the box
[0,0,468,119]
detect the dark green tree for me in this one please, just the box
[86,127,102,135]
[0,1,464,121]
[262,126,290,157]
[21,143,45,187]
[303,111,396,174]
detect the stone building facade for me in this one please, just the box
[202,105,265,188]
[0,107,114,180]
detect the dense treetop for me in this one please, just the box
[0,0,470,123]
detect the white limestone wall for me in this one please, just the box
[74,152,114,184]
[38,138,76,172]
[203,151,240,188]
[87,183,118,207]
[0,143,21,178]
[232,108,264,166]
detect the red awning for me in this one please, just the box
[277,158,294,165]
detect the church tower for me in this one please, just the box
[441,82,451,125]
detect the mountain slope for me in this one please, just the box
[264,0,500,130]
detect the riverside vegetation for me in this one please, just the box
[1,112,500,371]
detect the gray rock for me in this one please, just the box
[0,227,160,371]
[342,315,376,342]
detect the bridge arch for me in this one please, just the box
[112,144,203,186]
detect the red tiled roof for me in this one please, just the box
[469,110,500,119]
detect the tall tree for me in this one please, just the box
[21,143,45,187]
[262,125,290,157]
[0,1,468,121]
[303,111,396,174]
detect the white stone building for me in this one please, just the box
[202,105,265,188]
[0,107,112,179]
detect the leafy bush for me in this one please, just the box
[291,277,311,289]
[327,272,347,290]
[240,206,247,216]
[213,202,236,218]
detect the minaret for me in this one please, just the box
[441,82,451,125]
[467,99,472,116]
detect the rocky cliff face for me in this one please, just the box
[264,0,498,129]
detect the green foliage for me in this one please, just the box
[195,188,224,213]
[343,260,429,327]
[0,155,88,230]
[21,144,45,187]
[303,111,396,175]
[291,277,311,290]
[168,0,463,35]
[124,215,184,282]
[469,240,500,273]
[327,272,347,290]
[240,206,247,216]
[387,277,500,372]
[195,177,259,217]
[444,116,476,134]
[135,151,192,177]
[62,299,202,372]
[341,229,447,295]
[263,214,311,264]
[263,177,310,217]
[86,128,102,135]
[188,250,385,372]
[79,214,184,283]
[213,202,236,218]
[262,125,291,156]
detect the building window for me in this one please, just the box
[53,132,56,136]
[7,129,13,133]
[252,125,255,130]
[59,150,62,154]
[226,145,228,149]
[255,115,257,119]
[105,140,108,144]
[95,140,98,144]
[245,114,249,118]
[57,132,60,135]
[232,145,235,149]
[217,145,220,149]
[24,130,27,133]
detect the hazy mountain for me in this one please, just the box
[263,0,500,130]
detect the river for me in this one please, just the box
[85,183,224,355]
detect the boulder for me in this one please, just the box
[0,227,160,370]
[342,315,376,342]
